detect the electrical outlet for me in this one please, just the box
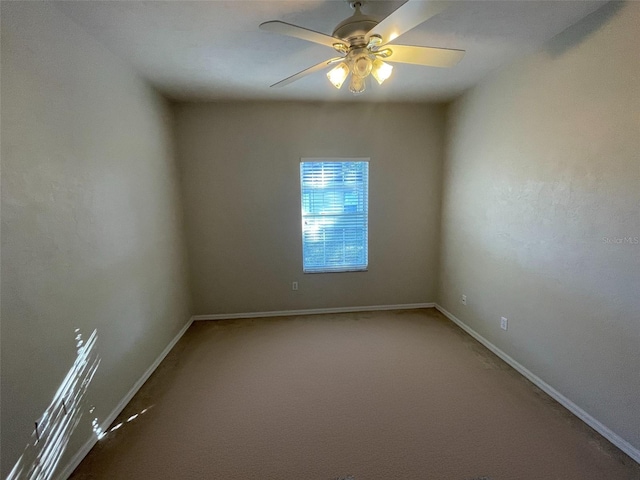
[292,281,298,291]
[461,294,467,305]
[500,316,508,331]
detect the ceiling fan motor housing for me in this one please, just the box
[333,3,379,47]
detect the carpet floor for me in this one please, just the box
[70,308,640,479]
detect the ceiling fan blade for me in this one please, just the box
[367,0,450,46]
[260,21,346,49]
[270,57,344,88]
[384,44,464,67]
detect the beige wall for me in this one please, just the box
[439,2,640,451]
[175,102,444,314]
[1,3,191,477]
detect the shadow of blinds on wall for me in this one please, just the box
[300,159,369,273]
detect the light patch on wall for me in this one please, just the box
[7,330,101,480]
[92,406,153,441]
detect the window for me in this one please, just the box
[300,159,369,273]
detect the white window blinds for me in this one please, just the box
[300,160,369,273]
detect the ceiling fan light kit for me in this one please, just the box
[326,46,394,94]
[259,0,465,95]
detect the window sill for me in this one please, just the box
[303,268,368,274]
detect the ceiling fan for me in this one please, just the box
[259,0,465,94]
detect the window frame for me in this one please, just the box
[299,158,369,274]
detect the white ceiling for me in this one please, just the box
[53,0,607,102]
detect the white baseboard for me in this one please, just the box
[192,303,435,321]
[56,317,194,480]
[435,304,640,464]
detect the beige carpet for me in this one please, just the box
[70,309,640,479]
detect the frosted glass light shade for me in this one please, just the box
[327,63,350,89]
[353,54,373,78]
[372,59,393,85]
[349,75,366,94]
